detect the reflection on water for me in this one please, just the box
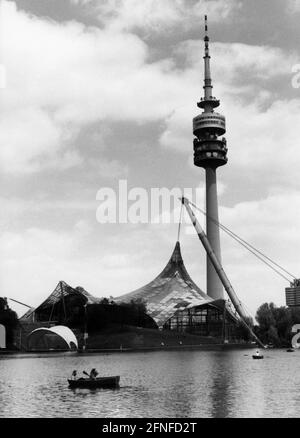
[0,349,300,417]
[210,352,233,418]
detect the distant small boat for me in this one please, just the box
[68,376,120,389]
[287,348,295,353]
[252,351,264,359]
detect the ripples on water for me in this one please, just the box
[0,349,300,418]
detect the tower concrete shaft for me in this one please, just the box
[206,167,223,300]
[192,16,228,300]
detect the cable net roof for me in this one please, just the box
[20,281,101,321]
[114,241,217,328]
[36,281,100,311]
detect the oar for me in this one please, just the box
[83,370,90,377]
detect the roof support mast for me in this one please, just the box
[182,197,265,348]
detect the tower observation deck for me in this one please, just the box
[193,16,228,300]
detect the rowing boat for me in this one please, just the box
[68,376,120,389]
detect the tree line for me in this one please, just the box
[254,302,300,347]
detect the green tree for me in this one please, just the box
[235,316,254,341]
[255,302,300,347]
[273,305,292,341]
[256,303,276,331]
[267,325,280,345]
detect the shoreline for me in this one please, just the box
[80,342,258,353]
[0,342,259,356]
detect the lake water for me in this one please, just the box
[0,348,299,418]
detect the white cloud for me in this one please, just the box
[0,220,175,315]
[0,108,60,173]
[220,192,300,270]
[0,2,150,173]
[227,98,300,180]
[214,43,295,80]
[287,0,300,13]
[3,1,290,177]
[0,1,185,173]
[0,227,76,308]
[95,159,128,178]
[0,220,100,308]
[174,40,297,96]
[71,0,240,32]
[218,191,300,315]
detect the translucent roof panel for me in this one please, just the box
[20,281,101,321]
[114,241,217,328]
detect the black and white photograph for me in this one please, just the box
[1,0,300,423]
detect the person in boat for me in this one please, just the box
[255,350,261,356]
[89,368,99,380]
[71,370,77,380]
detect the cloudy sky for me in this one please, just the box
[1,0,300,318]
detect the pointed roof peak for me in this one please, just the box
[114,241,212,328]
[170,241,183,264]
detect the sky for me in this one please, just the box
[1,0,300,318]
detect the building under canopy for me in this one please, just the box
[115,241,238,338]
[27,325,78,351]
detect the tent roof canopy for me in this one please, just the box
[114,241,224,328]
[20,281,101,321]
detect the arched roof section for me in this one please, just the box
[28,325,78,349]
